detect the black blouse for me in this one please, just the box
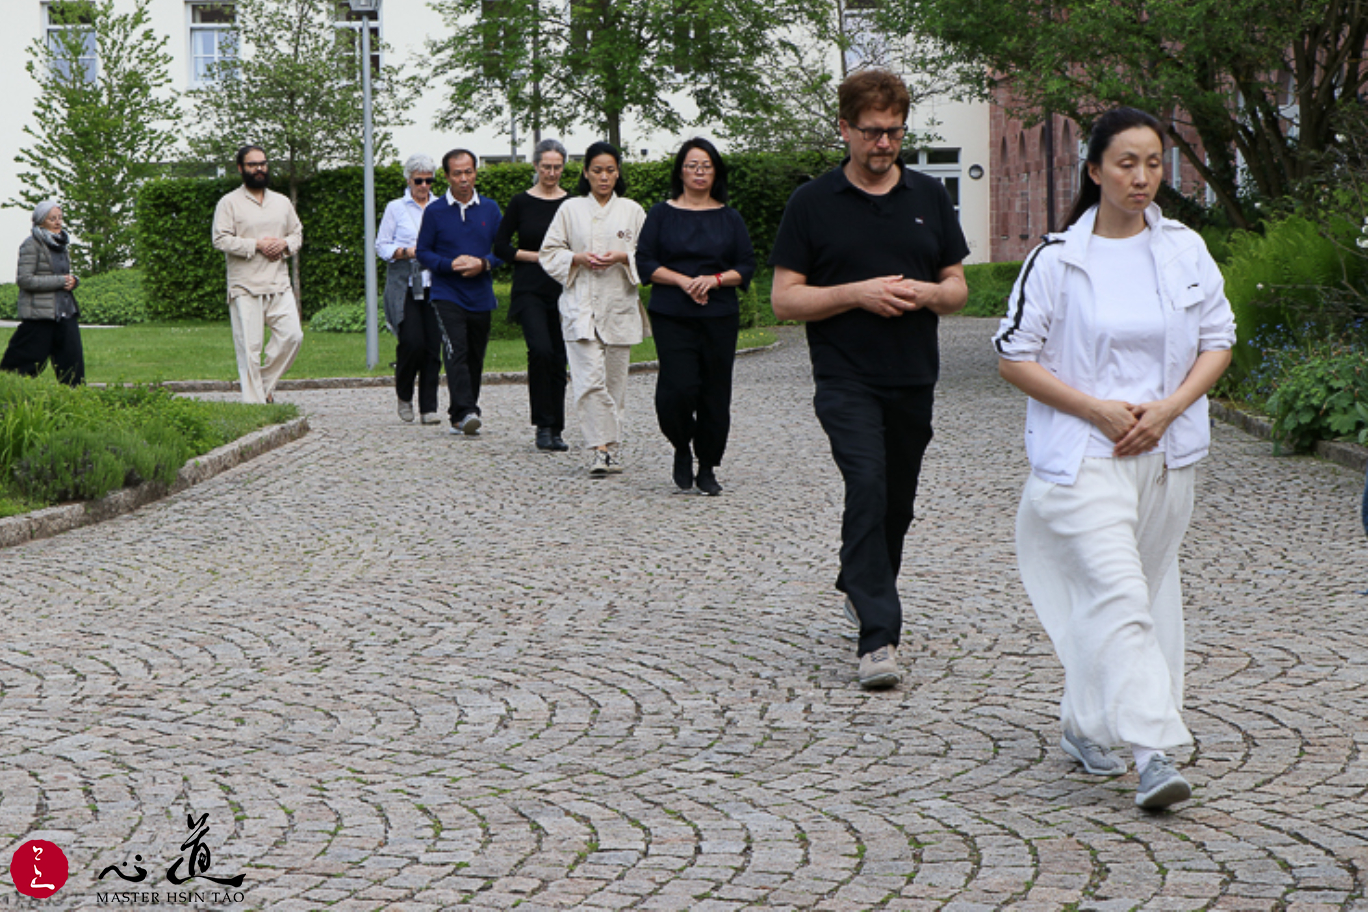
[637,202,756,318]
[492,191,569,306]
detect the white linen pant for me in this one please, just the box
[566,335,629,449]
[229,290,303,404]
[1016,454,1195,751]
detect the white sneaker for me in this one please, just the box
[397,399,414,423]
[589,449,611,476]
[420,412,441,425]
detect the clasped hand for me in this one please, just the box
[855,275,927,317]
[255,237,288,261]
[450,254,485,277]
[574,251,624,271]
[1092,398,1180,457]
[680,274,717,305]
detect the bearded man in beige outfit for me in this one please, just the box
[212,144,304,403]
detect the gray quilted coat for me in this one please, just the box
[16,232,77,321]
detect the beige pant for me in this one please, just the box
[566,336,629,449]
[229,290,303,404]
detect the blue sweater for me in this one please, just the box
[416,193,503,312]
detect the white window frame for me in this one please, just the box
[334,2,383,74]
[44,2,98,83]
[907,148,962,216]
[187,1,237,86]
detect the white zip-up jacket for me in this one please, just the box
[993,204,1237,485]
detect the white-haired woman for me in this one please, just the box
[377,153,442,423]
[493,138,572,450]
[1,201,83,385]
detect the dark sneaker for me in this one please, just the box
[858,645,900,689]
[1135,755,1191,809]
[1060,730,1127,776]
[548,433,569,451]
[694,468,722,496]
[673,448,693,491]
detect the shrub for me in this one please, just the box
[308,300,371,333]
[962,261,1022,317]
[0,268,148,325]
[1265,339,1368,452]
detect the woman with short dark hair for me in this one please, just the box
[1,201,84,385]
[493,138,572,450]
[637,138,755,495]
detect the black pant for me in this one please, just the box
[395,292,442,415]
[431,299,491,424]
[0,317,84,386]
[652,312,738,468]
[813,377,934,657]
[514,292,567,432]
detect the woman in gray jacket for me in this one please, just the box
[1,201,84,385]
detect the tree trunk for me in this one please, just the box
[607,110,621,150]
[289,178,303,318]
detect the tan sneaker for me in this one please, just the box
[858,644,900,689]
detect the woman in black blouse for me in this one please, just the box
[493,138,572,451]
[637,138,756,495]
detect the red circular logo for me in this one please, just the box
[10,840,69,898]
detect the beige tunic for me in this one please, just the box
[539,194,647,345]
[212,185,304,300]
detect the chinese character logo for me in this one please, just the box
[10,839,69,898]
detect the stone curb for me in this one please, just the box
[1211,400,1368,473]
[143,339,783,394]
[0,415,311,550]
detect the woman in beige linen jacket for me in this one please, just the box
[539,141,647,477]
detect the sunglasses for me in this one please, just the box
[411,177,435,185]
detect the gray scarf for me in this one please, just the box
[32,226,69,250]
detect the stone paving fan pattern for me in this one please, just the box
[1,319,1366,910]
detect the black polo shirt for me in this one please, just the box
[770,159,969,386]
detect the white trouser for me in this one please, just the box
[229,290,303,404]
[566,335,629,449]
[1016,454,1195,751]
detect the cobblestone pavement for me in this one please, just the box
[2,317,1366,911]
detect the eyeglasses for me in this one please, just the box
[242,160,269,170]
[411,177,435,185]
[681,162,714,173]
[850,124,908,143]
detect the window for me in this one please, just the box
[45,2,97,83]
[907,148,963,216]
[189,2,236,84]
[335,2,381,76]
[842,0,886,71]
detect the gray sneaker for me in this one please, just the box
[588,449,611,476]
[858,644,900,689]
[1061,730,1127,776]
[397,399,414,423]
[420,412,441,425]
[451,414,482,436]
[1135,755,1191,809]
[842,595,860,628]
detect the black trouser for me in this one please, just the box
[431,299,491,424]
[812,377,935,657]
[0,317,84,386]
[513,292,567,432]
[652,311,739,468]
[395,291,442,416]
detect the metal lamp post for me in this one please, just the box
[347,0,380,370]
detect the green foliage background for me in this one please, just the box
[137,152,843,321]
[0,269,149,325]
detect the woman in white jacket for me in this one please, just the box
[540,142,648,476]
[992,108,1236,810]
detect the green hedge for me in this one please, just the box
[0,269,149,325]
[962,261,1022,318]
[137,152,844,322]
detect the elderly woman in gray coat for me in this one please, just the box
[377,154,441,423]
[1,201,84,386]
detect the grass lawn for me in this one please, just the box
[0,323,777,385]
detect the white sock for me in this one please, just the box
[1132,746,1165,773]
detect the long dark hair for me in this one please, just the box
[1062,107,1164,229]
[669,137,728,204]
[576,141,627,197]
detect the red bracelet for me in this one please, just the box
[714,273,724,287]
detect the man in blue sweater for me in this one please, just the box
[417,149,503,434]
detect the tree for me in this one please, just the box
[428,0,820,150]
[186,0,414,302]
[874,0,1368,228]
[8,0,181,274]
[716,0,977,154]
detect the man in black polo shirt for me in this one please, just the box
[770,69,969,690]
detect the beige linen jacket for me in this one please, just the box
[211,185,304,301]
[539,194,647,345]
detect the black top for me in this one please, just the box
[637,203,756,318]
[769,159,969,386]
[493,191,568,309]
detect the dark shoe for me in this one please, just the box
[536,427,555,450]
[549,432,569,451]
[694,467,722,496]
[673,448,693,491]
